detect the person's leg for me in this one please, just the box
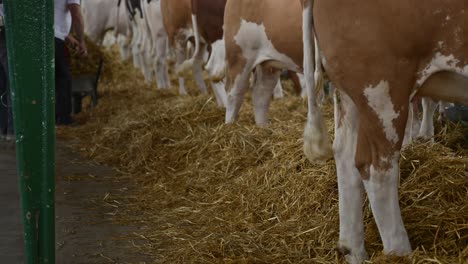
[54,38,73,125]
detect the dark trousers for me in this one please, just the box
[0,28,13,135]
[55,37,72,125]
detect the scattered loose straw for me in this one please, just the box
[58,44,468,264]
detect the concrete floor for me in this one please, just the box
[0,140,151,264]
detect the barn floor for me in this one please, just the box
[0,141,152,263]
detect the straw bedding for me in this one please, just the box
[59,44,468,263]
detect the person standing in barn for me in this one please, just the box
[0,0,14,142]
[54,0,87,125]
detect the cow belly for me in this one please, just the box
[417,71,468,106]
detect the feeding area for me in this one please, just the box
[58,38,468,263]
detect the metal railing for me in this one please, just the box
[4,0,55,263]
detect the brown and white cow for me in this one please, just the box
[301,0,468,263]
[224,0,309,125]
[176,0,228,106]
[161,0,208,95]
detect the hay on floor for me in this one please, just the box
[58,45,468,263]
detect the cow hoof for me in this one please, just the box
[383,241,412,257]
[337,244,369,264]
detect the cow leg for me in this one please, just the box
[225,61,253,123]
[142,35,153,84]
[155,36,170,89]
[333,92,369,264]
[191,43,208,94]
[403,101,420,146]
[175,44,188,95]
[357,81,412,257]
[418,97,437,140]
[363,156,412,256]
[162,39,171,89]
[210,80,227,108]
[437,101,450,122]
[131,23,142,69]
[273,77,284,99]
[252,65,281,126]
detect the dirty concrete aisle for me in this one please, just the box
[0,141,150,264]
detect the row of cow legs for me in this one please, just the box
[404,98,451,145]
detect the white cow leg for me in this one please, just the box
[333,92,369,264]
[154,57,162,89]
[363,155,412,257]
[178,77,187,95]
[273,77,284,99]
[402,101,420,146]
[411,101,421,140]
[163,63,171,89]
[252,65,280,126]
[154,61,163,89]
[418,97,437,140]
[210,80,227,108]
[437,101,450,122]
[157,38,171,89]
[192,44,208,94]
[175,45,188,95]
[225,65,252,123]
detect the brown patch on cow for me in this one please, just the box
[161,0,192,47]
[191,0,226,44]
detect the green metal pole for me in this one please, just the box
[4,0,55,263]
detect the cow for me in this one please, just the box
[175,0,228,106]
[223,0,311,125]
[301,0,468,263]
[161,0,208,95]
[81,0,132,60]
[125,0,147,71]
[224,0,322,126]
[141,0,171,89]
[178,0,309,110]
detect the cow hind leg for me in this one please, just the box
[356,80,412,257]
[210,80,227,108]
[225,61,253,123]
[175,45,188,95]
[191,43,208,94]
[419,98,438,140]
[252,64,281,126]
[363,155,412,256]
[273,77,284,99]
[333,92,369,264]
